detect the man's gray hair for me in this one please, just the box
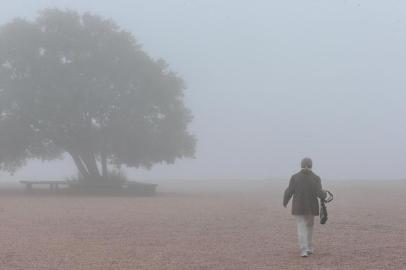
[301,157,313,169]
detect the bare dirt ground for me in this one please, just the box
[0,179,404,270]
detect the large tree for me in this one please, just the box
[0,9,195,181]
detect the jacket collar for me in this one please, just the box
[300,168,313,175]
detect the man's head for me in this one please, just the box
[301,157,313,169]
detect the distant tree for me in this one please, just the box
[0,9,195,182]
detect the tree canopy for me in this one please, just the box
[0,9,196,181]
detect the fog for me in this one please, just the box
[1,0,405,181]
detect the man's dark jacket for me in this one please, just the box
[283,169,327,216]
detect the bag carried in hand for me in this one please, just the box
[320,190,333,225]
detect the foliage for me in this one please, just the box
[0,9,196,180]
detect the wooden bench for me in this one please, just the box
[20,180,69,191]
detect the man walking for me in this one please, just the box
[283,157,327,257]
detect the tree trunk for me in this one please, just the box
[101,152,108,180]
[68,150,104,182]
[68,151,90,179]
[80,152,101,180]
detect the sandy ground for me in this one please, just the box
[0,179,405,270]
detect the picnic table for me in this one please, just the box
[20,180,69,191]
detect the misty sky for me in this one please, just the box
[1,0,405,180]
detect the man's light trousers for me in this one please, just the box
[295,215,315,254]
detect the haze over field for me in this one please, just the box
[0,3,405,269]
[1,0,405,180]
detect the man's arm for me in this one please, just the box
[283,176,295,207]
[315,176,327,200]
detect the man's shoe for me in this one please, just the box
[301,251,308,257]
[307,250,313,255]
